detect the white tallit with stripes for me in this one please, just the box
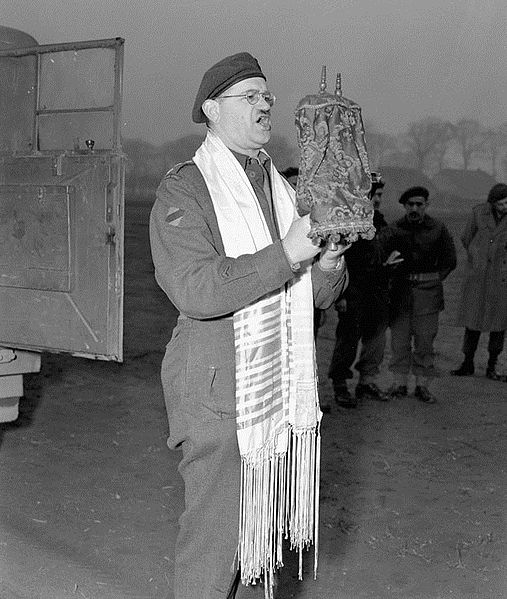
[194,131,321,597]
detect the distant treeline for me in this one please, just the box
[123,116,507,204]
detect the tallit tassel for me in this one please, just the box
[238,425,321,597]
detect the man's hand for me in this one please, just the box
[383,250,404,267]
[282,214,320,266]
[318,241,350,271]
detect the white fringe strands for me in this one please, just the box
[238,425,321,599]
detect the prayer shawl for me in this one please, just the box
[194,131,321,597]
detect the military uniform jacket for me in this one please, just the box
[149,160,347,446]
[457,203,507,331]
[381,214,457,317]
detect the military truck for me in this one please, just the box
[0,26,125,421]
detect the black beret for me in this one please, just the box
[192,52,266,123]
[399,186,429,204]
[487,182,507,204]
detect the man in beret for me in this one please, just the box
[328,173,395,408]
[150,52,349,599]
[380,186,456,403]
[452,182,507,381]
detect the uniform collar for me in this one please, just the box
[230,149,270,170]
[399,213,433,229]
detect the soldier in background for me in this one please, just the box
[452,182,507,381]
[382,186,457,403]
[327,173,398,408]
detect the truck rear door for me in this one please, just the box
[0,38,125,361]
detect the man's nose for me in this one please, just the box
[258,96,271,109]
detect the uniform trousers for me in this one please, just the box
[389,309,439,378]
[174,413,264,599]
[328,288,389,384]
[162,319,264,599]
[462,327,505,363]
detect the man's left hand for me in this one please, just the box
[318,241,350,271]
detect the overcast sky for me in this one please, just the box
[2,0,506,146]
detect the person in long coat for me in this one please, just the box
[452,183,507,380]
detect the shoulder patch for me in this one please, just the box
[164,160,195,179]
[165,207,185,226]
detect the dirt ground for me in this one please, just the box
[0,200,505,599]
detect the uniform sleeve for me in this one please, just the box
[375,223,396,253]
[149,171,294,319]
[438,223,457,280]
[311,261,349,309]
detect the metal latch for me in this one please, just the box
[106,226,116,245]
[0,348,16,364]
[52,154,64,176]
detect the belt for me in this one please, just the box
[178,313,234,321]
[407,272,440,282]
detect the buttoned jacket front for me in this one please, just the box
[150,158,347,446]
[381,214,457,317]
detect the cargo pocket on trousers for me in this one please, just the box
[200,364,237,420]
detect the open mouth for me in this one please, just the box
[256,113,271,129]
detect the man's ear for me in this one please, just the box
[202,99,220,123]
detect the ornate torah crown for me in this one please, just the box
[294,67,375,245]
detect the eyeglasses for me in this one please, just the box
[218,89,276,106]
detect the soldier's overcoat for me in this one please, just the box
[457,203,507,331]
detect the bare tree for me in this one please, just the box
[403,117,454,175]
[452,118,485,171]
[364,131,399,170]
[482,122,507,179]
[481,129,503,179]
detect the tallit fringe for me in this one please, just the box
[238,425,321,599]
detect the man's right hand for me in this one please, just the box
[383,250,404,267]
[282,214,320,266]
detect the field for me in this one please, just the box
[0,199,505,599]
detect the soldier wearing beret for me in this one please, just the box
[380,186,457,403]
[149,53,349,598]
[327,173,396,408]
[452,182,507,381]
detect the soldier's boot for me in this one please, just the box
[355,378,388,402]
[414,375,436,404]
[332,381,357,409]
[486,353,506,381]
[451,353,474,376]
[388,373,409,399]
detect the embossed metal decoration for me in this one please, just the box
[294,67,375,246]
